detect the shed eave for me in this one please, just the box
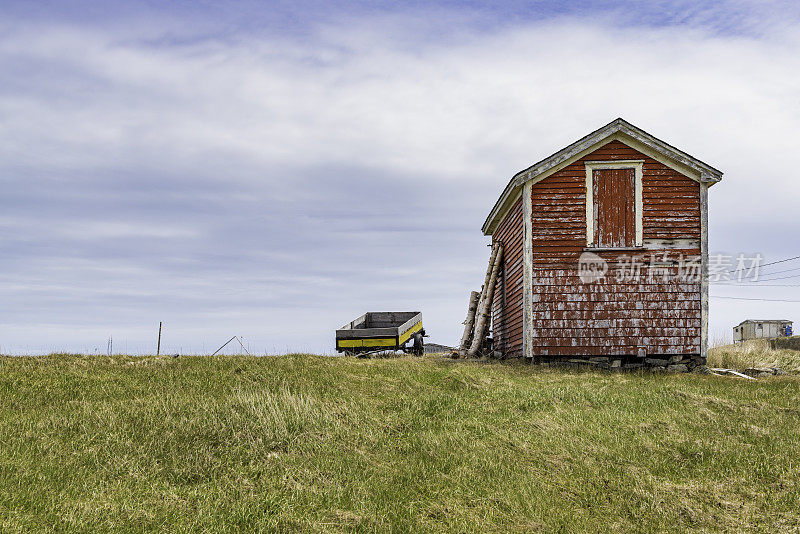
[482,118,724,236]
[737,319,793,326]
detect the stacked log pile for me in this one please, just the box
[458,243,503,358]
[458,291,480,353]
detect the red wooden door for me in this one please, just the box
[593,168,635,248]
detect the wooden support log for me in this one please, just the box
[458,290,481,352]
[468,242,503,357]
[461,243,499,355]
[476,243,499,310]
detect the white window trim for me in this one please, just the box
[584,160,644,247]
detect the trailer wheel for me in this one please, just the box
[412,333,424,356]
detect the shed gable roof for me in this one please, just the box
[737,319,792,326]
[482,118,724,235]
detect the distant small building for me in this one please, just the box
[733,320,792,343]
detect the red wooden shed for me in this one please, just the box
[484,118,723,369]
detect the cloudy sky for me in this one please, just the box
[2,0,800,354]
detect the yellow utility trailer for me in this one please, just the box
[336,312,424,356]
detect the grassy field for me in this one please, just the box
[709,339,800,372]
[1,354,799,532]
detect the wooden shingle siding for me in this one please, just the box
[491,198,524,357]
[529,140,701,356]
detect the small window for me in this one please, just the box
[584,161,643,248]
[593,168,635,247]
[757,323,763,329]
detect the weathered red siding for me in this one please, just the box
[491,198,524,357]
[529,139,701,356]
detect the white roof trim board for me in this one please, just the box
[482,118,724,235]
[736,320,792,326]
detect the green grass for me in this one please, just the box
[1,354,799,532]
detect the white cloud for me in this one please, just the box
[52,221,199,240]
[1,10,799,352]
